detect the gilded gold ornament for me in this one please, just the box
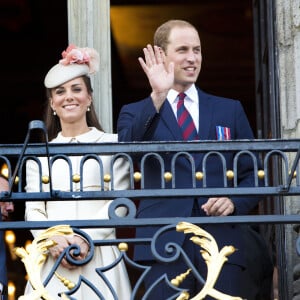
[164,172,172,182]
[118,242,128,252]
[226,170,234,180]
[103,174,111,182]
[72,174,80,183]
[195,172,203,180]
[15,225,74,300]
[14,176,19,184]
[171,269,191,286]
[257,170,265,179]
[55,272,76,289]
[176,291,190,300]
[289,170,297,178]
[133,172,142,182]
[42,175,49,184]
[176,222,242,300]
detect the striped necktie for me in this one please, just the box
[177,93,199,140]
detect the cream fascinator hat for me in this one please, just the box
[44,44,100,88]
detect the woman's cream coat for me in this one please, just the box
[24,127,131,299]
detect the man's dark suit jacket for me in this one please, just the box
[117,88,261,269]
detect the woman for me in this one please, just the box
[24,45,131,299]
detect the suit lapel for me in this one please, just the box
[194,89,214,169]
[197,89,213,141]
[159,100,183,140]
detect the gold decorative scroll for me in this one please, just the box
[15,225,74,300]
[175,222,242,300]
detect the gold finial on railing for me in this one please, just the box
[257,170,265,179]
[72,174,80,183]
[42,175,50,184]
[175,222,242,300]
[226,170,234,180]
[103,174,111,182]
[164,172,172,182]
[133,171,142,182]
[195,172,203,180]
[118,242,128,252]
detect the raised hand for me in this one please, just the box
[138,44,174,111]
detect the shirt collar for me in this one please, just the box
[52,127,105,143]
[167,84,198,104]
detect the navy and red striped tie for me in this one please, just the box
[177,93,198,140]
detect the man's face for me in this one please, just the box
[164,26,202,91]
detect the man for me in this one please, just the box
[0,176,14,300]
[117,19,272,299]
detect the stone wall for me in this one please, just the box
[276,0,300,298]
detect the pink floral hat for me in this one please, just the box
[44,44,100,88]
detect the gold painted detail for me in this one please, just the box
[14,176,20,184]
[176,291,190,300]
[289,170,297,178]
[15,225,74,300]
[118,242,128,252]
[171,269,191,286]
[226,170,234,180]
[133,171,142,182]
[103,174,111,182]
[55,272,75,290]
[257,170,265,179]
[164,172,172,182]
[175,222,242,300]
[72,174,80,183]
[195,172,203,181]
[42,175,50,184]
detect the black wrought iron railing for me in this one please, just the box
[0,121,300,299]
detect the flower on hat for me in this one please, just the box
[59,44,99,74]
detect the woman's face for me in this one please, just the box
[50,76,91,127]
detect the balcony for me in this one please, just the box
[0,121,299,299]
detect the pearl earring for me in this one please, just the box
[87,106,91,112]
[53,111,56,116]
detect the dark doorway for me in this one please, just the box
[111,0,258,134]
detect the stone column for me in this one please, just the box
[276,0,300,298]
[67,0,112,132]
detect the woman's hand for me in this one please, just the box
[68,235,90,260]
[48,235,74,269]
[48,234,89,269]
